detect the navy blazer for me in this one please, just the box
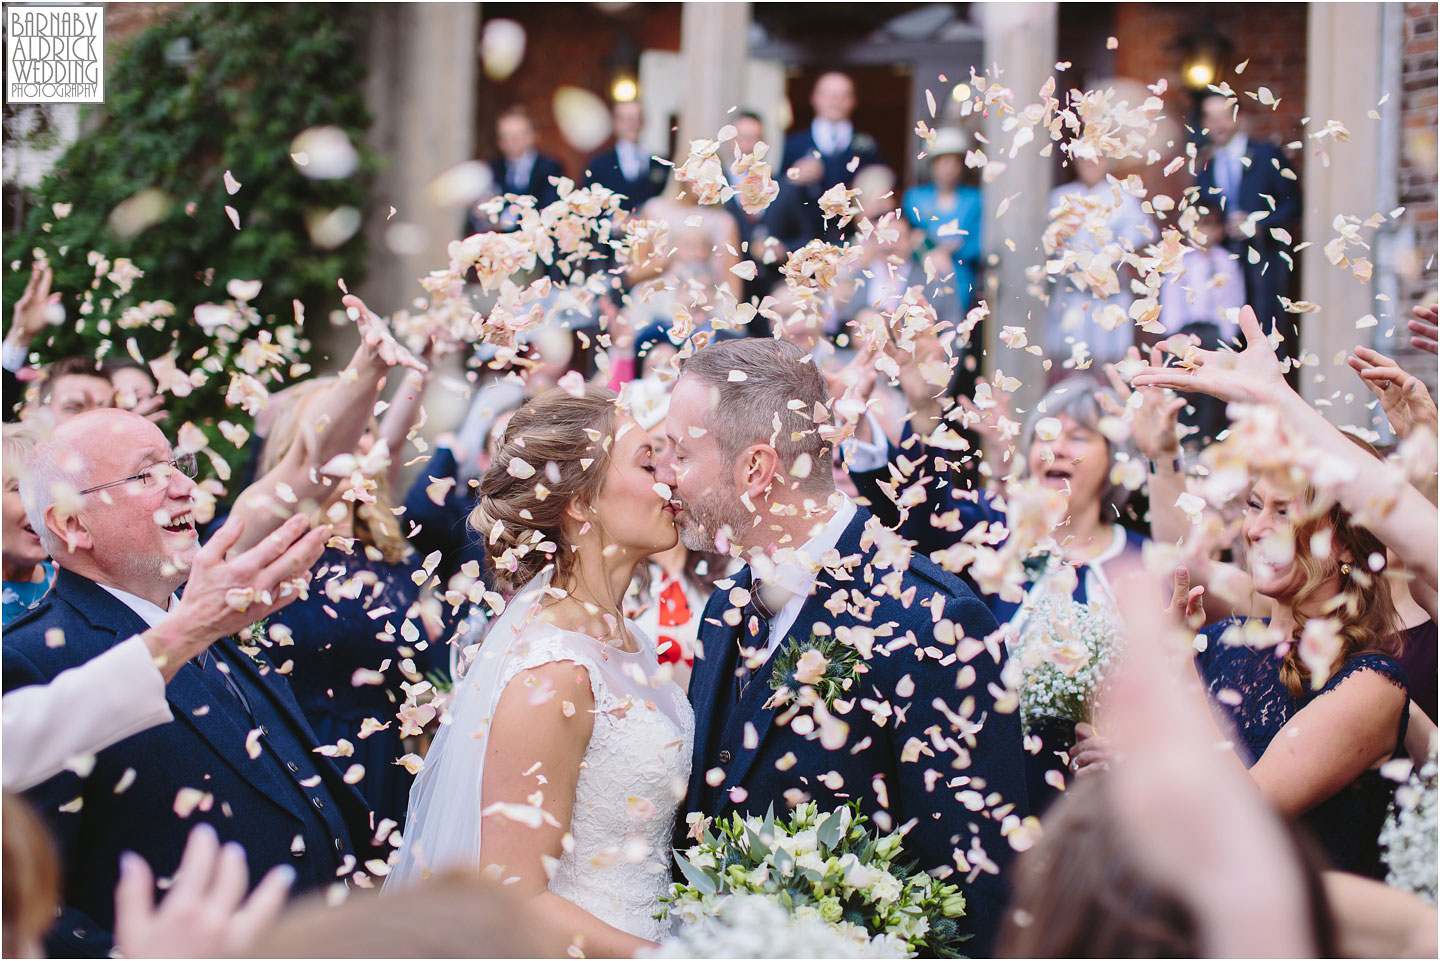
[3,568,375,957]
[1193,138,1300,336]
[582,144,669,212]
[682,506,1026,956]
[780,128,883,244]
[464,153,567,236]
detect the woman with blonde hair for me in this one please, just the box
[256,373,445,828]
[1073,305,1436,877]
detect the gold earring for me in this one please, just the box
[1340,562,1352,575]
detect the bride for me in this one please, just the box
[386,384,694,956]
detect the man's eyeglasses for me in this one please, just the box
[76,455,198,496]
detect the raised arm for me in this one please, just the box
[227,292,424,555]
[1132,306,1440,597]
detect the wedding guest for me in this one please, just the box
[468,107,565,235]
[723,110,799,309]
[30,356,112,425]
[3,414,352,956]
[633,195,741,300]
[1156,206,1246,446]
[3,262,59,423]
[2,298,418,956]
[1409,302,1437,354]
[112,823,295,959]
[102,358,166,424]
[781,72,882,244]
[2,793,60,958]
[903,126,983,314]
[2,425,54,625]
[583,100,668,213]
[1194,93,1301,361]
[258,376,445,827]
[1044,156,1155,368]
[1087,306,1440,878]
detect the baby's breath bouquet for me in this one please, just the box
[1011,575,1121,728]
[1380,753,1437,903]
[660,803,969,958]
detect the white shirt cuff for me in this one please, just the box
[841,410,890,474]
[2,340,28,373]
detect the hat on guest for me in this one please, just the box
[929,126,970,159]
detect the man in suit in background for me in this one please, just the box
[1193,93,1301,362]
[781,72,883,245]
[3,409,372,957]
[658,337,1029,957]
[584,99,668,213]
[466,107,566,235]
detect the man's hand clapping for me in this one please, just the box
[143,514,329,679]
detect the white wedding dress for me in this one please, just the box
[386,571,694,941]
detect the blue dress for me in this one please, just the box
[268,545,448,828]
[2,561,54,625]
[1197,617,1409,878]
[902,183,983,312]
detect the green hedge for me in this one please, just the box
[3,2,376,477]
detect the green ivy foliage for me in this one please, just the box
[3,2,375,479]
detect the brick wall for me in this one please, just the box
[104,3,181,47]
[473,3,682,181]
[1400,2,1438,337]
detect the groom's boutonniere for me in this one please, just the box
[766,632,863,710]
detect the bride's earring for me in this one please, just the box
[1340,562,1352,576]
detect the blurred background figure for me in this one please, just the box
[1156,205,1246,448]
[1193,92,1301,363]
[467,107,566,235]
[903,126,983,318]
[29,357,112,427]
[1044,156,1155,370]
[2,425,53,626]
[782,71,883,245]
[103,359,166,425]
[583,99,668,213]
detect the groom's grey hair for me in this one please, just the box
[679,337,835,496]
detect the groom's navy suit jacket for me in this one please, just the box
[682,506,1028,956]
[2,568,375,958]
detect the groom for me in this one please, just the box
[657,337,1028,954]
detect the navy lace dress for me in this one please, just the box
[1196,617,1409,878]
[269,545,447,828]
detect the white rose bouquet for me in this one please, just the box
[659,802,969,958]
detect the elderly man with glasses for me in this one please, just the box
[2,296,421,957]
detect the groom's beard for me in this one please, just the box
[677,485,751,554]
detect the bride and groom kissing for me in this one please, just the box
[386,336,1028,956]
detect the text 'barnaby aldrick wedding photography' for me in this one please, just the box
[5,4,104,103]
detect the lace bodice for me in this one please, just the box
[502,624,694,941]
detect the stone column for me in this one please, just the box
[677,2,751,152]
[358,3,480,316]
[978,2,1057,407]
[1300,4,1386,427]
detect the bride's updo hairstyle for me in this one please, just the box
[470,384,619,593]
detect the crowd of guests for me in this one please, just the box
[0,66,1434,960]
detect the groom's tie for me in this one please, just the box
[734,583,775,703]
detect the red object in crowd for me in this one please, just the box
[655,576,694,667]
